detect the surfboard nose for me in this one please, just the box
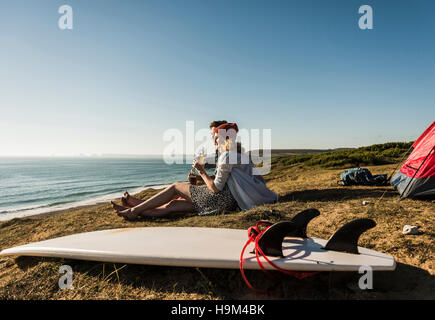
[0,248,16,256]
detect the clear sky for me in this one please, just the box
[0,0,434,156]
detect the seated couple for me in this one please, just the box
[111,121,278,220]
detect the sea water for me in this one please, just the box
[0,157,192,221]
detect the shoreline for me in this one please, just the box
[0,184,170,222]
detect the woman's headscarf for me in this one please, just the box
[212,123,239,136]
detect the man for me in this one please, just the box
[188,120,228,185]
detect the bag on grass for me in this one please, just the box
[339,168,387,186]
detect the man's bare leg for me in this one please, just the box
[122,191,183,208]
[139,199,194,218]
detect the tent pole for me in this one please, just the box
[377,144,414,206]
[399,146,435,200]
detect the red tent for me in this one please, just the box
[391,121,435,199]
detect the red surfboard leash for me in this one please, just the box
[239,221,319,295]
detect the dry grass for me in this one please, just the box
[0,164,433,300]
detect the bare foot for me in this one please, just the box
[119,208,139,220]
[111,201,138,220]
[121,196,130,208]
[123,191,143,207]
[111,201,128,213]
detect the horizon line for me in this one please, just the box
[0,147,394,158]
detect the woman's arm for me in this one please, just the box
[193,160,220,193]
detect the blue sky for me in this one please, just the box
[0,0,434,156]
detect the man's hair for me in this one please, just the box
[209,120,228,129]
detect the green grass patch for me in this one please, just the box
[273,142,412,169]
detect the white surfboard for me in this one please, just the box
[0,227,396,271]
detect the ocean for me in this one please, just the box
[0,157,193,221]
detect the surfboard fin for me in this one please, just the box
[324,218,376,254]
[257,208,320,257]
[257,221,298,257]
[290,208,320,238]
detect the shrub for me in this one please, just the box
[272,142,413,169]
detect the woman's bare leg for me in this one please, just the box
[115,182,192,219]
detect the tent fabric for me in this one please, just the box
[391,121,435,198]
[391,173,435,198]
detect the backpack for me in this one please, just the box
[339,168,388,186]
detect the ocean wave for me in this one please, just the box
[0,203,52,214]
[0,183,170,220]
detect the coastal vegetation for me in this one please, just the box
[272,142,413,169]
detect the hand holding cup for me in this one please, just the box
[193,159,205,174]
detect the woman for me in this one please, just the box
[111,123,278,220]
